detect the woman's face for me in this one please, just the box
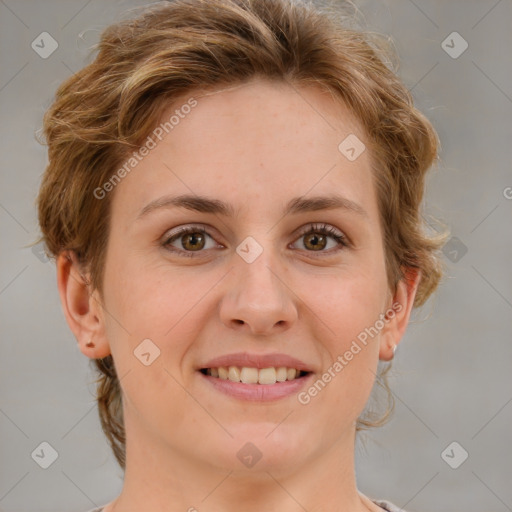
[86,79,414,474]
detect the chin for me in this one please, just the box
[216,426,312,473]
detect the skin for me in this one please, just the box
[57,78,420,512]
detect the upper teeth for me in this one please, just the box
[206,366,302,384]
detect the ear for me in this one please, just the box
[379,267,421,361]
[56,251,111,359]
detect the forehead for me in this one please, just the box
[111,79,378,223]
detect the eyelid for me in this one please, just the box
[161,222,349,257]
[291,222,349,250]
[161,224,223,254]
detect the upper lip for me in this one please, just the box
[199,352,314,372]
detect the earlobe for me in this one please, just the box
[379,267,422,361]
[56,251,111,359]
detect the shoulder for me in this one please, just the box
[85,502,400,512]
[373,499,407,511]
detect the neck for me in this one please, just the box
[106,415,373,512]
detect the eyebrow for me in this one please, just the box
[136,193,368,220]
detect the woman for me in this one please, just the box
[36,0,448,510]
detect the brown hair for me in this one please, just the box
[36,0,449,470]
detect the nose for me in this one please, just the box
[219,253,298,336]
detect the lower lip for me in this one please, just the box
[199,371,313,402]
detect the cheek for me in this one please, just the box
[102,242,188,335]
[306,267,389,346]
[100,254,200,429]
[101,244,222,375]
[299,270,386,413]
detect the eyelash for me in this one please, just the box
[161,223,349,258]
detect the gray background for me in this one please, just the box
[1,0,511,511]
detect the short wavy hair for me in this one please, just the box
[36,0,449,470]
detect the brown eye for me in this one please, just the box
[291,223,348,254]
[181,232,206,251]
[162,226,219,257]
[303,232,327,251]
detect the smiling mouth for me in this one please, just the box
[200,366,311,385]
